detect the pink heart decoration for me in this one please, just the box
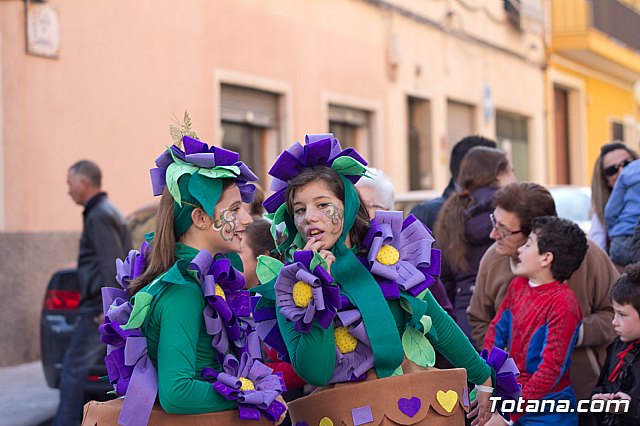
[398,396,421,418]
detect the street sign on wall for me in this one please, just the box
[26,2,60,59]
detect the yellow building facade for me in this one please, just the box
[547,0,640,185]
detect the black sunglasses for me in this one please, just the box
[604,158,632,177]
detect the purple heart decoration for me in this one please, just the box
[398,396,421,418]
[294,422,308,426]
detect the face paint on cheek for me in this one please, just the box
[294,212,305,227]
[212,207,238,242]
[322,203,344,235]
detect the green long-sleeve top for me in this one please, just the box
[278,283,492,387]
[140,243,236,414]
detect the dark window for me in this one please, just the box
[408,97,433,190]
[220,84,280,183]
[612,121,624,141]
[328,104,373,163]
[496,111,530,181]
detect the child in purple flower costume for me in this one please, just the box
[251,134,520,426]
[84,118,287,426]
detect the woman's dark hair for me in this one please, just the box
[531,216,588,282]
[245,216,277,258]
[493,182,557,237]
[435,147,509,272]
[129,179,235,295]
[591,142,639,226]
[248,183,265,216]
[284,166,370,255]
[610,263,640,316]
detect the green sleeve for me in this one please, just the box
[276,308,337,386]
[423,290,493,385]
[154,284,237,414]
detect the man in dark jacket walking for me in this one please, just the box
[54,160,131,426]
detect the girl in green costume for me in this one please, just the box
[93,130,288,426]
[253,134,509,426]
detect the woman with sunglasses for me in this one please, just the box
[590,142,638,251]
[605,157,640,267]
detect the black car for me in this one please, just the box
[40,269,113,400]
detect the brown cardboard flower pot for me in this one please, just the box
[288,368,470,426]
[82,397,274,425]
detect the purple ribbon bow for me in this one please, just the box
[480,346,522,400]
[203,352,286,422]
[263,134,367,213]
[150,136,257,203]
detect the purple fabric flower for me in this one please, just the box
[251,295,290,362]
[100,242,152,396]
[480,346,522,400]
[263,134,368,213]
[188,250,252,354]
[150,135,258,203]
[329,309,374,383]
[115,241,150,292]
[99,242,158,426]
[202,352,286,422]
[274,250,341,333]
[364,211,441,298]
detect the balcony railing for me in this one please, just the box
[591,0,640,53]
[553,0,640,53]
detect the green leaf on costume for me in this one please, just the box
[166,162,198,205]
[419,315,433,334]
[198,165,240,180]
[309,251,328,271]
[417,288,429,300]
[400,293,428,327]
[185,267,200,283]
[391,364,404,376]
[225,252,244,272]
[189,173,221,216]
[400,297,413,314]
[402,326,435,368]
[256,255,284,285]
[122,292,153,330]
[330,156,371,178]
[253,280,276,301]
[267,203,289,248]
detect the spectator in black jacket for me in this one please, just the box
[592,263,640,425]
[54,160,131,426]
[410,135,496,235]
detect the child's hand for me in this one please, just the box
[302,236,335,274]
[467,377,494,426]
[304,235,325,251]
[317,250,335,274]
[613,391,631,400]
[485,413,508,426]
[592,393,615,400]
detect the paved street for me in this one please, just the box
[0,362,59,426]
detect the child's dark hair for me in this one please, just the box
[610,263,640,315]
[531,216,588,282]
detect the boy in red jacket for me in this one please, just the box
[484,216,588,425]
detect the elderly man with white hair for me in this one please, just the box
[356,167,395,219]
